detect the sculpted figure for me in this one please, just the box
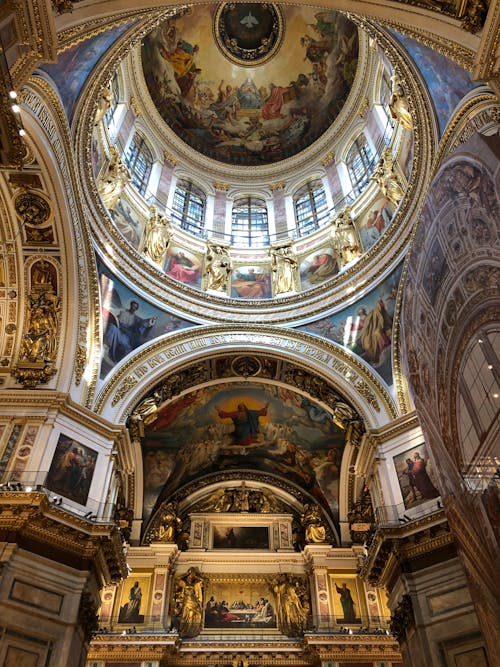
[157,502,182,542]
[94,86,113,126]
[370,148,405,206]
[98,146,131,211]
[301,503,326,544]
[270,244,297,295]
[388,74,413,130]
[132,391,162,425]
[173,567,204,637]
[271,573,309,636]
[204,242,231,292]
[20,292,60,363]
[333,207,361,264]
[142,206,171,265]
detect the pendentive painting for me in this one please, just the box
[141,6,358,165]
[213,526,270,549]
[99,263,195,377]
[299,262,403,385]
[45,434,97,505]
[204,578,276,629]
[393,444,440,510]
[299,246,340,290]
[141,382,347,530]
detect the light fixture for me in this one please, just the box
[9,90,17,99]
[11,104,20,113]
[19,128,26,137]
[25,486,32,492]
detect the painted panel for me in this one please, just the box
[45,434,97,505]
[393,444,440,510]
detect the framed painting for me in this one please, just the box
[212,525,270,549]
[329,574,363,625]
[231,266,272,299]
[299,246,340,290]
[117,575,151,625]
[393,444,440,510]
[45,434,97,505]
[203,576,277,630]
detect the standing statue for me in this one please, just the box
[333,207,361,265]
[301,503,326,544]
[370,148,405,206]
[271,573,310,636]
[142,206,171,265]
[388,74,413,130]
[270,244,298,295]
[204,242,231,292]
[20,290,60,364]
[172,567,204,637]
[94,85,113,126]
[98,146,131,211]
[157,502,182,543]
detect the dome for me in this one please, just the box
[141,4,359,166]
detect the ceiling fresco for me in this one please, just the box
[141,382,347,532]
[141,4,359,165]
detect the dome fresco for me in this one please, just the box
[141,4,359,165]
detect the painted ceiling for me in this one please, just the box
[141,4,359,165]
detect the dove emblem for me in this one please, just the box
[240,11,258,28]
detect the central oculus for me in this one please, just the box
[214,3,285,66]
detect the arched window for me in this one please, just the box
[231,196,269,247]
[346,133,376,196]
[125,133,153,196]
[172,179,206,235]
[293,179,329,237]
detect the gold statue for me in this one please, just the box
[20,291,60,363]
[270,244,297,295]
[389,74,413,130]
[333,207,361,265]
[98,146,131,211]
[157,502,181,543]
[271,573,309,636]
[370,148,405,206]
[301,503,326,544]
[94,86,113,126]
[142,206,171,265]
[172,567,204,637]
[204,242,231,292]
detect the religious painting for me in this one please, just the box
[45,434,97,505]
[231,265,272,299]
[110,198,145,250]
[91,130,102,178]
[299,263,403,385]
[398,126,414,179]
[393,444,440,510]
[98,263,195,378]
[357,196,393,251]
[141,7,358,165]
[41,22,135,119]
[203,577,277,630]
[141,382,347,534]
[299,246,340,290]
[164,245,202,288]
[212,525,269,549]
[329,574,363,625]
[392,32,480,136]
[422,237,448,306]
[117,575,151,625]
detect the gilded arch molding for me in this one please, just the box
[94,325,398,426]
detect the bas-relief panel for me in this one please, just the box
[298,263,403,386]
[142,382,346,528]
[40,22,135,120]
[9,579,63,614]
[391,31,481,135]
[45,434,97,505]
[98,262,196,378]
[393,444,440,510]
[142,8,358,166]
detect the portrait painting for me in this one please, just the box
[141,381,347,537]
[231,265,272,299]
[213,526,269,549]
[329,574,363,624]
[393,444,440,510]
[164,245,202,288]
[45,434,97,505]
[357,196,393,251]
[41,22,135,119]
[422,237,448,306]
[300,246,340,290]
[110,198,145,250]
[99,264,195,378]
[141,7,358,165]
[203,577,276,630]
[299,263,403,385]
[117,575,151,625]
